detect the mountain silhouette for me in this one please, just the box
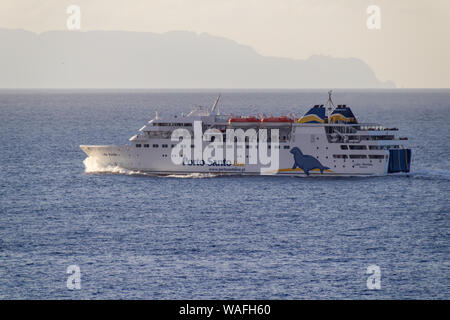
[0,28,395,88]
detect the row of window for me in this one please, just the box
[340,145,400,150]
[136,144,172,148]
[154,123,193,127]
[341,145,367,150]
[136,144,291,149]
[333,154,386,159]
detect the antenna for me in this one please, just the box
[326,90,335,121]
[155,109,159,120]
[211,94,221,115]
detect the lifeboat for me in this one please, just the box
[228,116,260,127]
[260,116,294,127]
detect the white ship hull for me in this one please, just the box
[81,148,387,176]
[80,136,389,177]
[80,95,411,177]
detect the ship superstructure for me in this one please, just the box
[80,92,411,176]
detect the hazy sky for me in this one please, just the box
[1,0,449,88]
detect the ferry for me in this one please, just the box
[80,92,411,176]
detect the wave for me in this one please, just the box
[82,157,217,178]
[82,157,147,175]
[83,157,450,181]
[164,173,218,179]
[410,168,450,181]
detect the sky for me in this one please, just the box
[1,0,449,88]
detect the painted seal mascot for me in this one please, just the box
[290,147,330,176]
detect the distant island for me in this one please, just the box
[0,28,395,88]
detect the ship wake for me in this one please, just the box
[410,168,450,181]
[164,173,218,178]
[82,157,144,175]
[82,157,217,178]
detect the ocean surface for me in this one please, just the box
[0,89,449,299]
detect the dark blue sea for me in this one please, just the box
[0,89,449,299]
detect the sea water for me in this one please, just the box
[0,89,449,299]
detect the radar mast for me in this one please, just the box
[211,94,221,115]
[326,90,336,122]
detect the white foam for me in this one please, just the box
[83,157,218,178]
[164,173,218,179]
[83,157,144,175]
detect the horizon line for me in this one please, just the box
[1,88,449,91]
